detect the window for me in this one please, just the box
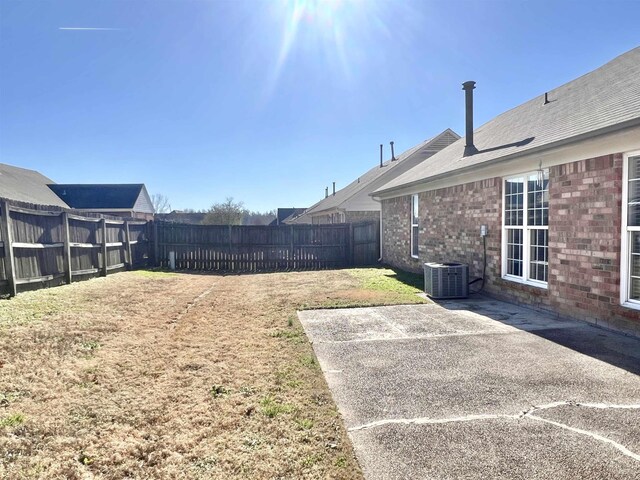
[621,152,640,307]
[411,194,419,258]
[502,170,549,286]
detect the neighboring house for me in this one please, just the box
[48,184,155,220]
[0,163,69,208]
[372,46,640,336]
[156,210,207,224]
[299,129,460,225]
[269,208,307,226]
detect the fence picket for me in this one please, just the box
[154,221,379,273]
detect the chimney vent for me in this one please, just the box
[325,187,328,198]
[380,144,384,168]
[332,182,336,196]
[390,141,396,161]
[462,81,478,157]
[544,92,550,105]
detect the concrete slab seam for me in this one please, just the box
[525,414,640,462]
[348,401,640,462]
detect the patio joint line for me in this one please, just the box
[349,401,640,462]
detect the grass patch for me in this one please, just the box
[259,395,295,418]
[302,453,323,468]
[300,355,319,369]
[270,328,305,343]
[0,413,25,427]
[299,267,428,310]
[349,267,424,295]
[0,289,75,328]
[209,384,231,398]
[0,391,27,407]
[132,269,177,279]
[80,340,101,351]
[295,418,314,430]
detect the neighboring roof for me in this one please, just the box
[271,207,307,225]
[48,184,147,210]
[305,128,460,215]
[376,46,640,196]
[0,163,69,207]
[156,211,207,224]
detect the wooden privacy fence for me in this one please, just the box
[155,220,380,272]
[0,199,151,297]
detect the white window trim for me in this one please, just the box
[620,150,640,310]
[411,194,419,258]
[501,171,549,289]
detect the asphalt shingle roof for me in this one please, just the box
[305,129,459,215]
[376,46,640,195]
[48,184,145,209]
[0,163,69,207]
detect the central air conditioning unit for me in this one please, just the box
[424,262,469,299]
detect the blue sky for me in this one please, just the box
[0,0,638,212]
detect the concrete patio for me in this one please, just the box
[299,297,640,479]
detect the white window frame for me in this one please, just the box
[620,150,640,310]
[501,170,549,289]
[410,194,419,258]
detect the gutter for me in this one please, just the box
[371,118,640,200]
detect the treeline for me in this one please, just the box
[158,198,276,226]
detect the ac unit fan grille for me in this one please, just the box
[424,262,469,299]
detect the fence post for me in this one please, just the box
[101,218,108,276]
[61,212,72,285]
[0,200,17,297]
[153,220,159,267]
[348,223,354,266]
[124,220,133,270]
[290,224,295,268]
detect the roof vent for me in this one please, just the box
[379,144,384,168]
[390,141,396,161]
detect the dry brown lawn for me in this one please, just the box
[0,268,425,479]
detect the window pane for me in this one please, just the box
[628,157,640,226]
[629,156,640,180]
[412,226,419,256]
[527,171,549,227]
[630,278,640,301]
[505,178,524,227]
[632,232,640,255]
[631,253,640,277]
[529,229,548,282]
[507,228,524,277]
[412,195,419,225]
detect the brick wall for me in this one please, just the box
[382,178,507,298]
[381,152,640,336]
[548,153,638,334]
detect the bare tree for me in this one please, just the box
[151,193,171,214]
[202,197,247,225]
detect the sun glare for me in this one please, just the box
[264,0,377,99]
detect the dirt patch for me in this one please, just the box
[0,268,425,479]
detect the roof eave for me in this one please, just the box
[371,118,640,200]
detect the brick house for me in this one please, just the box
[297,129,460,224]
[372,47,640,337]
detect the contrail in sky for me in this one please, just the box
[59,27,122,31]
